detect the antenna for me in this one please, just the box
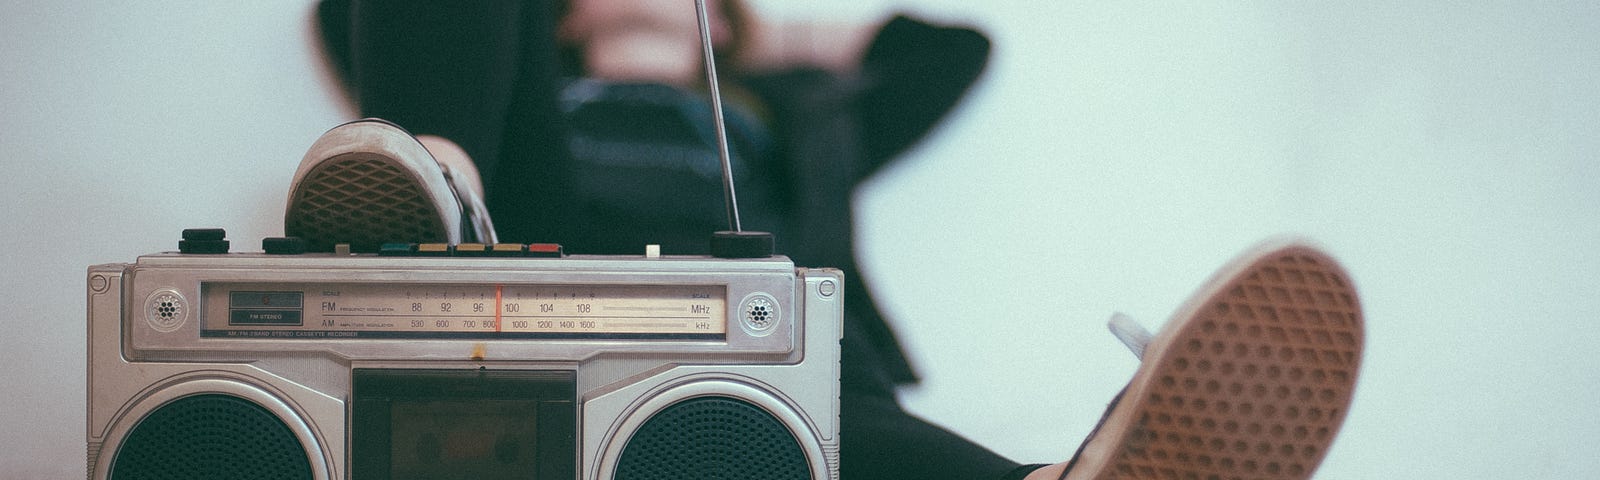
[696,0,740,233]
[697,0,773,258]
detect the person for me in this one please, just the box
[291,2,1365,479]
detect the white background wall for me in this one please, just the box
[3,1,1597,478]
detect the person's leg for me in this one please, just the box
[343,0,524,180]
[337,0,570,245]
[841,318,1048,480]
[738,28,1038,480]
[479,0,574,244]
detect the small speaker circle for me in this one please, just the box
[738,292,780,337]
[144,289,186,333]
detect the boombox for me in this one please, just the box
[85,243,842,479]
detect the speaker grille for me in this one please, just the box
[616,396,810,480]
[110,394,312,480]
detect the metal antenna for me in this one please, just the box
[697,0,772,258]
[695,0,742,232]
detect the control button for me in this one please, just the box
[417,243,452,256]
[262,237,307,255]
[454,243,490,256]
[526,243,564,258]
[491,243,527,256]
[379,243,416,256]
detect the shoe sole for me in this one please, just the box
[284,120,458,252]
[1067,239,1364,480]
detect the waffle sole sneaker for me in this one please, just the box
[284,118,463,253]
[1063,239,1364,480]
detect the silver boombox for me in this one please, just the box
[86,247,842,479]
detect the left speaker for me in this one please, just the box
[110,393,311,479]
[88,373,333,480]
[86,269,340,480]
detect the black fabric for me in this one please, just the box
[339,0,535,187]
[317,2,1014,478]
[839,317,1039,480]
[540,79,784,256]
[842,393,1028,479]
[740,68,920,386]
[744,15,994,385]
[858,15,994,167]
[1004,464,1052,480]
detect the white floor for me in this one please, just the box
[3,1,1597,478]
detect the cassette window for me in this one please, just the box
[351,369,576,480]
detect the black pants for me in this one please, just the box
[320,1,1039,478]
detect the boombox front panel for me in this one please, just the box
[88,253,841,480]
[122,253,804,363]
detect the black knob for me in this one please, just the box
[262,237,308,255]
[709,231,773,259]
[179,228,229,254]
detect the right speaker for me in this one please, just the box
[595,376,835,480]
[615,396,812,480]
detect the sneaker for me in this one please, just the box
[284,118,495,252]
[1061,239,1364,480]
